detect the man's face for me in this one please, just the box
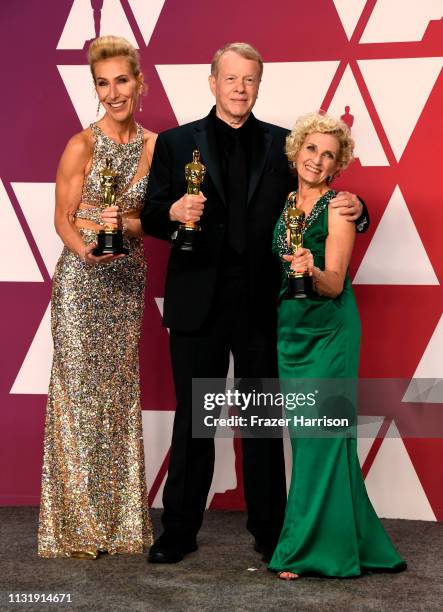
[209,51,261,127]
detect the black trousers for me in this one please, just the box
[161,271,287,546]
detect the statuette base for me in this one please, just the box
[93,229,128,256]
[285,275,313,299]
[174,224,201,252]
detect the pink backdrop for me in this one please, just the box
[1,0,442,520]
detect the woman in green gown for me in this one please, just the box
[268,112,406,579]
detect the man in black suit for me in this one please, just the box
[141,42,366,564]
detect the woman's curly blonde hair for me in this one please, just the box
[285,111,355,173]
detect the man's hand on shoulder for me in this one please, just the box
[329,191,362,222]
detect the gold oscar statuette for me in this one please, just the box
[93,157,128,255]
[174,150,206,252]
[284,191,312,299]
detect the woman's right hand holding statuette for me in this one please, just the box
[283,192,313,299]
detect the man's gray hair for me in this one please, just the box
[211,42,263,80]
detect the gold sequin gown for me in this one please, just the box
[38,123,153,557]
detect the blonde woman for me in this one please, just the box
[269,112,406,579]
[38,36,156,558]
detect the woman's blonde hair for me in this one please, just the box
[88,35,141,80]
[285,111,355,172]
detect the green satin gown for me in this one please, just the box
[268,190,406,577]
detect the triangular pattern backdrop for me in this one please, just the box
[0,0,442,519]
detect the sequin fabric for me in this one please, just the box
[38,123,153,557]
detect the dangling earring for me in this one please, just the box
[96,99,101,117]
[138,89,143,112]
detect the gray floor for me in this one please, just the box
[0,508,441,612]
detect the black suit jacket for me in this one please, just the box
[141,111,295,332]
[141,111,369,332]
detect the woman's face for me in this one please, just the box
[295,132,340,187]
[94,56,141,122]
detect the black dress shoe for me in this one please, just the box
[148,536,198,564]
[254,540,275,564]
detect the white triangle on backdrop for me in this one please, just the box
[253,62,340,129]
[154,297,164,319]
[332,0,366,39]
[403,378,443,404]
[155,64,217,125]
[0,179,43,282]
[283,427,293,490]
[128,0,165,47]
[356,416,386,465]
[141,410,175,508]
[156,61,340,128]
[144,374,239,508]
[407,314,443,379]
[353,185,439,285]
[328,65,389,166]
[148,434,241,509]
[403,314,443,403]
[57,0,137,49]
[58,65,105,129]
[361,0,443,43]
[207,356,237,506]
[10,303,53,395]
[207,411,238,507]
[12,183,63,278]
[358,57,443,161]
[365,422,436,520]
[145,317,240,508]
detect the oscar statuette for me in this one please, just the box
[284,191,313,299]
[174,150,206,252]
[93,157,128,256]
